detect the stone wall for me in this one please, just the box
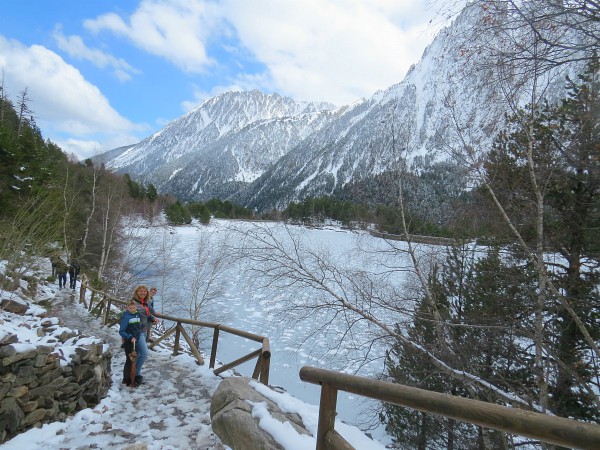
[0,323,112,443]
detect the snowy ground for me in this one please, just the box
[0,256,390,449]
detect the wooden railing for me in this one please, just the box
[300,366,600,450]
[78,279,271,384]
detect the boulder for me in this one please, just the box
[210,377,310,450]
[0,299,28,315]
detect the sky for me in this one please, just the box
[0,227,390,449]
[0,0,455,160]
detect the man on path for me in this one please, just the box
[56,259,69,289]
[69,259,81,290]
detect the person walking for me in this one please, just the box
[55,258,69,289]
[119,300,142,386]
[131,285,158,385]
[147,287,158,342]
[68,259,81,290]
[148,287,157,310]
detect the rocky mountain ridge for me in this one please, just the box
[100,4,577,211]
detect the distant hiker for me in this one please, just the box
[131,285,159,385]
[49,253,61,276]
[149,287,157,310]
[68,259,81,290]
[55,258,69,289]
[147,287,158,342]
[119,300,142,387]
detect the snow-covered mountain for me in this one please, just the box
[100,4,577,211]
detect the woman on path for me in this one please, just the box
[131,285,158,384]
[119,300,141,386]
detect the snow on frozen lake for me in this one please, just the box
[125,219,428,444]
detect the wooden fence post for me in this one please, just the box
[79,279,86,306]
[88,291,96,311]
[316,383,338,450]
[104,298,112,324]
[260,338,270,385]
[173,323,181,356]
[210,327,219,369]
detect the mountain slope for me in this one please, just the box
[100,4,578,211]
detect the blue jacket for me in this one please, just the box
[119,310,142,342]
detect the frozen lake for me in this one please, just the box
[124,219,425,444]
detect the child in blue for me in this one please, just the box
[119,300,142,386]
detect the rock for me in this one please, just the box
[0,333,18,346]
[0,345,16,359]
[210,377,310,450]
[0,299,28,315]
[23,408,46,426]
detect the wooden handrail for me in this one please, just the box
[300,366,600,450]
[78,277,270,384]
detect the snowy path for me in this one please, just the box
[3,290,226,450]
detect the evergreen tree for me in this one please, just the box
[165,201,192,225]
[483,60,600,420]
[146,183,158,202]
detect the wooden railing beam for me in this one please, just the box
[300,366,600,450]
[252,354,262,380]
[325,431,353,450]
[177,323,205,365]
[214,348,261,375]
[149,326,177,349]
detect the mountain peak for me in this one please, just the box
[99,3,579,211]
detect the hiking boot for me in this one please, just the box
[135,375,144,385]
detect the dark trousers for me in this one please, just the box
[122,340,136,382]
[58,273,67,289]
[69,273,78,289]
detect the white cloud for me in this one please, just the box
[217,0,444,105]
[0,36,137,136]
[54,133,141,161]
[84,0,218,74]
[0,35,146,160]
[79,0,445,106]
[53,138,104,161]
[52,25,140,82]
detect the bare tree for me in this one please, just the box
[79,164,102,259]
[96,185,126,281]
[180,230,232,348]
[0,71,7,124]
[233,221,546,410]
[468,0,600,72]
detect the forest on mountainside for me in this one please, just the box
[0,88,170,290]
